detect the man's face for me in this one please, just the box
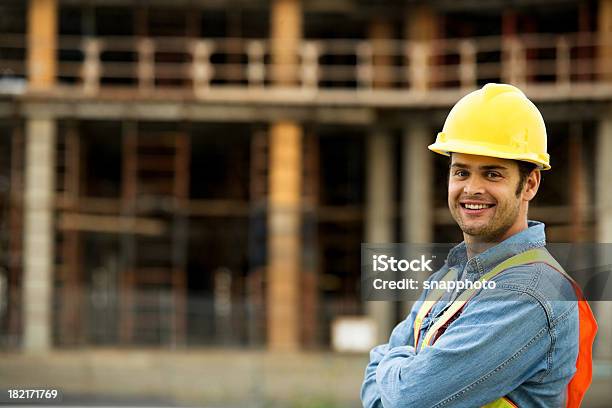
[448,153,528,242]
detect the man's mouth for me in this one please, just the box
[460,202,495,210]
[459,202,496,214]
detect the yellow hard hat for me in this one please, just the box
[428,83,550,170]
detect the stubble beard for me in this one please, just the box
[452,200,521,244]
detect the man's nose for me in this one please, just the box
[463,176,486,195]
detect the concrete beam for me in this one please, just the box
[14,83,612,114]
[23,118,56,352]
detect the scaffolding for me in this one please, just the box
[0,0,608,354]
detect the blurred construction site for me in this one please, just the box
[1,0,612,406]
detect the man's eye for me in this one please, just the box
[486,171,501,178]
[454,170,468,177]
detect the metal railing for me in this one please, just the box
[0,32,610,96]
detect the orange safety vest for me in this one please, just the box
[412,248,597,408]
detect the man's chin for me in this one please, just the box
[459,222,492,238]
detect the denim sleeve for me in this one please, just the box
[375,288,551,408]
[361,343,388,408]
[360,297,426,408]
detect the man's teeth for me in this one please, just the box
[464,203,492,210]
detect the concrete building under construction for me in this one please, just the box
[1,0,612,363]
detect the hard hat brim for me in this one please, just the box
[428,141,551,170]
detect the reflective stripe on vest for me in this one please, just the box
[482,398,518,408]
[412,248,597,408]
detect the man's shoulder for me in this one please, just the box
[489,260,578,323]
[492,260,575,297]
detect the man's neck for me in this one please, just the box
[464,220,529,259]
[465,241,495,259]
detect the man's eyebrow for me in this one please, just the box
[449,163,508,171]
[479,165,508,171]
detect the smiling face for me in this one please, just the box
[448,153,540,244]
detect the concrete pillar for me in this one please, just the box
[267,0,303,351]
[595,115,612,359]
[301,132,319,348]
[402,122,433,244]
[405,5,438,42]
[569,124,588,242]
[501,9,518,37]
[369,18,394,89]
[23,0,60,350]
[366,130,395,343]
[501,9,527,86]
[578,3,593,82]
[27,0,57,90]
[23,118,56,352]
[401,122,433,316]
[271,0,302,86]
[267,121,302,351]
[598,0,612,81]
[405,5,439,91]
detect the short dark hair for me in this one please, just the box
[516,161,538,196]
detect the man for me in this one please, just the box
[361,83,596,407]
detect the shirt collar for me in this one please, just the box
[446,220,547,279]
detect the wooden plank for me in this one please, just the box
[58,213,166,235]
[188,199,250,217]
[56,196,120,213]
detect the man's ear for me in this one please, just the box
[523,169,541,201]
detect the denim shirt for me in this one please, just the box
[361,221,579,408]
